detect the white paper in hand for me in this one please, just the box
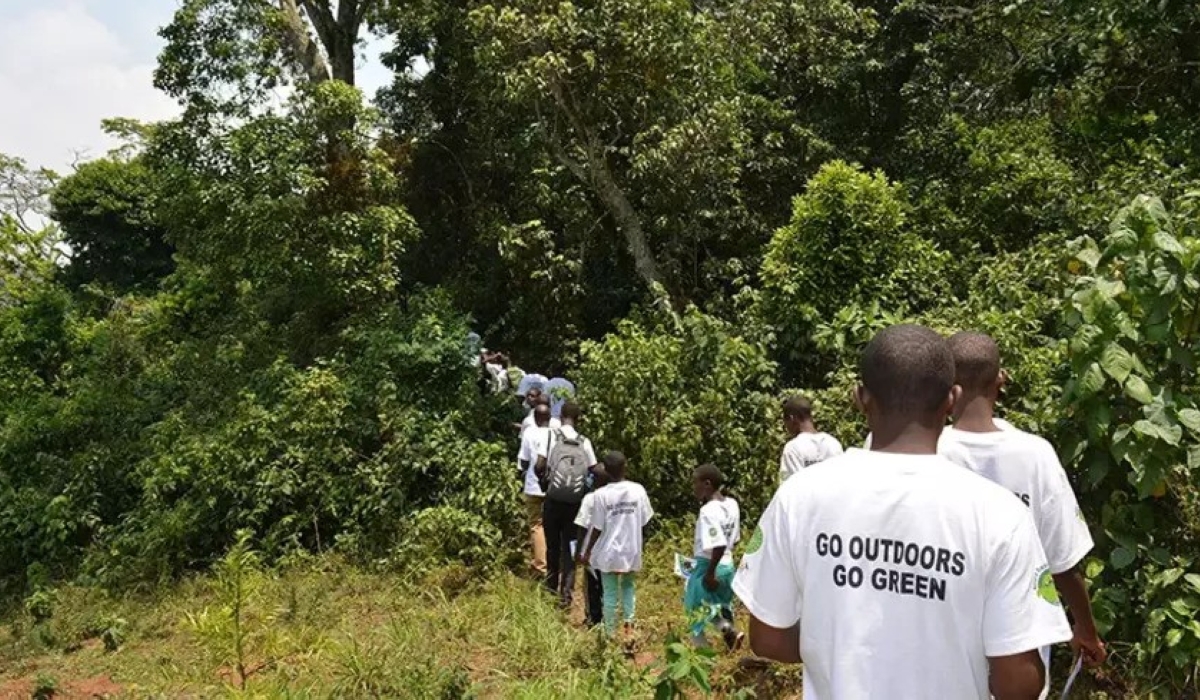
[1060,654,1084,700]
[674,553,697,580]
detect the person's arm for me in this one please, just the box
[748,616,801,664]
[704,546,726,591]
[582,492,605,565]
[534,431,553,480]
[581,527,601,565]
[1053,567,1106,665]
[1038,449,1105,665]
[988,650,1046,700]
[983,513,1072,699]
[732,488,803,664]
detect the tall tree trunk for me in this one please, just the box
[278,0,333,83]
[547,80,666,299]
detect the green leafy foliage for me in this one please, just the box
[759,161,953,384]
[577,308,779,520]
[1060,195,1200,685]
[50,158,173,292]
[652,631,717,699]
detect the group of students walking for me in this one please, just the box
[517,323,1107,699]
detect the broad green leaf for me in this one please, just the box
[1189,446,1200,470]
[1110,547,1136,570]
[1153,229,1186,256]
[1169,598,1195,618]
[1184,573,1200,594]
[1078,363,1106,396]
[1132,419,1161,440]
[1166,628,1184,648]
[1178,408,1200,434]
[1099,343,1134,383]
[1085,558,1105,579]
[1069,324,1104,357]
[1076,242,1101,270]
[1124,376,1154,404]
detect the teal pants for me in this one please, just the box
[684,558,736,637]
[600,571,636,635]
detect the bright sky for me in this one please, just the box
[0,0,394,174]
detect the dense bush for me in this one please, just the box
[577,308,780,521]
[758,161,954,385]
[1058,195,1200,685]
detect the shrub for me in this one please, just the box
[577,308,779,520]
[758,161,953,385]
[1059,194,1200,689]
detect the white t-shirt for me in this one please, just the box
[733,449,1071,700]
[589,481,654,573]
[694,498,741,564]
[520,411,560,438]
[575,491,597,530]
[519,425,556,496]
[863,431,977,470]
[780,432,844,479]
[942,427,1093,574]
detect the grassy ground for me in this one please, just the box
[0,541,803,699]
[0,539,1137,699]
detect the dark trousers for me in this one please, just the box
[543,499,581,606]
[584,567,604,627]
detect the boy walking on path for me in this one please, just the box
[686,464,743,650]
[942,332,1107,688]
[780,396,843,480]
[580,451,654,638]
[734,324,1071,700]
[536,402,597,608]
[574,465,609,628]
[517,402,555,576]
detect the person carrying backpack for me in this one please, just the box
[535,402,598,608]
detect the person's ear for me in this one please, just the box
[944,384,963,418]
[853,385,869,416]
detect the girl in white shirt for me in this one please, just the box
[686,464,743,650]
[580,451,654,638]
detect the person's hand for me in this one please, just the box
[1071,625,1107,666]
[703,572,719,592]
[579,553,590,568]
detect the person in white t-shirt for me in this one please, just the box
[734,324,1071,700]
[535,402,597,608]
[519,391,558,437]
[517,403,555,576]
[943,332,1107,681]
[780,396,844,480]
[580,451,654,638]
[685,464,744,650]
[574,465,610,629]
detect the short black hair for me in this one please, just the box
[861,324,955,417]
[561,401,582,422]
[948,332,1001,393]
[693,463,724,488]
[782,395,813,421]
[602,450,626,476]
[533,403,551,422]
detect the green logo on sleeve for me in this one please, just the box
[708,527,718,538]
[745,526,764,554]
[1036,567,1060,605]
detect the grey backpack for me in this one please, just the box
[544,429,591,503]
